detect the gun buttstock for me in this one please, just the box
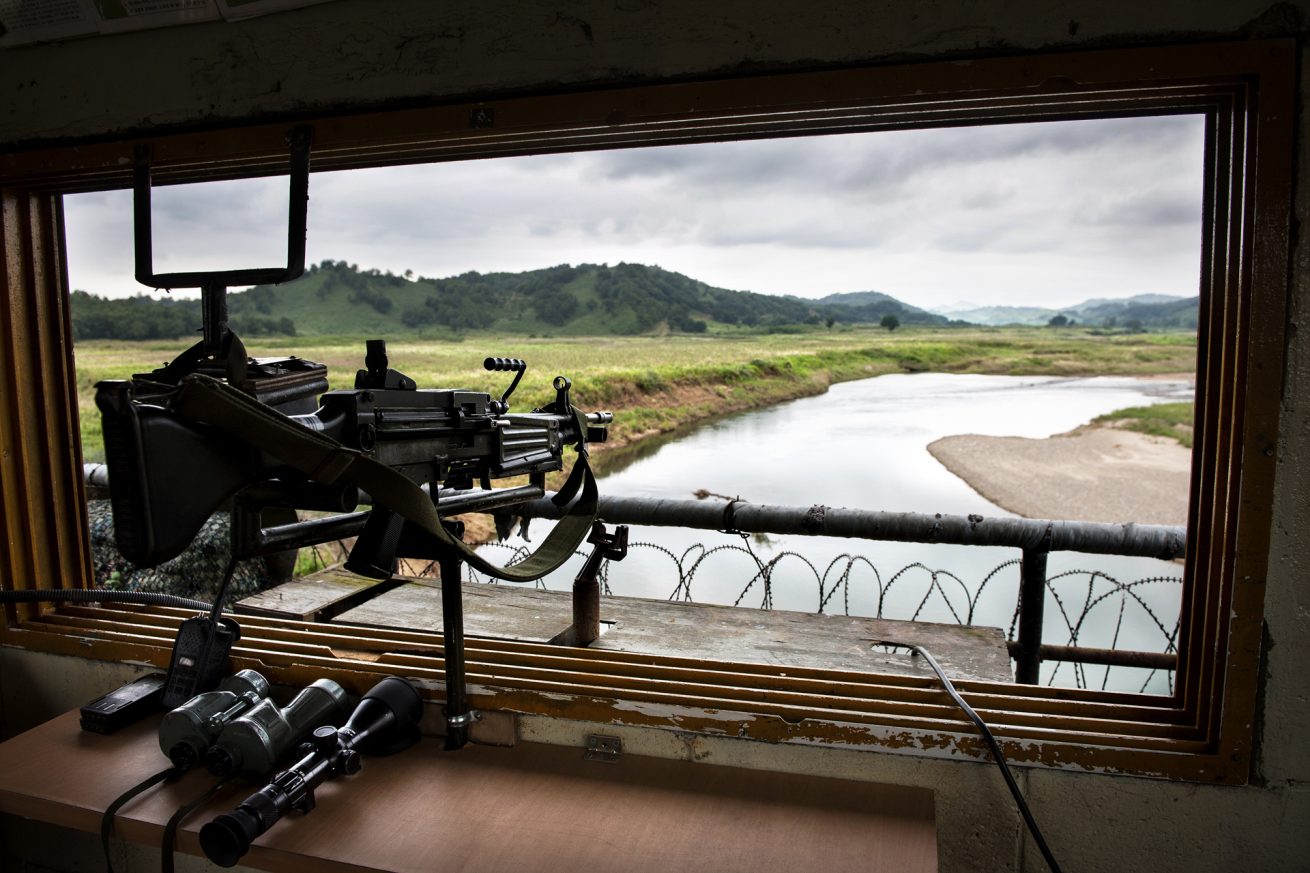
[96,381,262,568]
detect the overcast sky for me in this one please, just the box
[63,113,1205,312]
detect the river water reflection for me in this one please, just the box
[486,373,1194,692]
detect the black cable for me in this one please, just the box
[0,588,213,611]
[887,641,1064,873]
[208,557,240,624]
[101,766,181,873]
[60,566,240,873]
[161,774,236,873]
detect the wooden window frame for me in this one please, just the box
[0,40,1293,783]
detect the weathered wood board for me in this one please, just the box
[235,570,402,621]
[330,571,1014,682]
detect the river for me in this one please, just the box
[482,373,1193,692]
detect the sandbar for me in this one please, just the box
[927,425,1191,525]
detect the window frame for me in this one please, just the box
[0,39,1293,784]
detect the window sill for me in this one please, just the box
[1,574,1222,783]
[0,708,938,872]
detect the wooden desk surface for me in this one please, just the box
[0,710,937,873]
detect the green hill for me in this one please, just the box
[1070,296,1199,329]
[935,294,1198,328]
[815,290,956,326]
[72,261,954,339]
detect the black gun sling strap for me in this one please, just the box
[171,374,597,583]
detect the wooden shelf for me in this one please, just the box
[0,710,937,872]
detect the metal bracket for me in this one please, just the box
[446,710,482,729]
[584,734,622,762]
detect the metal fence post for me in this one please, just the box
[1015,546,1050,684]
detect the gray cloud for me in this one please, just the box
[586,115,1200,203]
[1077,187,1201,228]
[63,113,1205,309]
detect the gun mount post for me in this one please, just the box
[551,522,629,648]
[439,544,476,750]
[201,279,228,355]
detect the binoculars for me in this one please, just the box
[200,676,423,867]
[158,670,349,776]
[205,679,348,776]
[158,669,270,771]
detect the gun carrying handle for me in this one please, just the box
[133,126,312,291]
[484,357,527,409]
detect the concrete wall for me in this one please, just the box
[2,1,1307,147]
[2,2,1308,871]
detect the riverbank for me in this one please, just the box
[74,329,1197,548]
[74,327,1196,465]
[927,422,1192,525]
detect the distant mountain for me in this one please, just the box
[70,264,1195,340]
[934,305,1057,326]
[812,290,953,326]
[930,300,985,316]
[1069,295,1199,329]
[1073,294,1182,308]
[941,294,1197,328]
[817,290,902,308]
[71,261,952,340]
[813,290,952,325]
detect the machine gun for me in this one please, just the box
[95,341,610,576]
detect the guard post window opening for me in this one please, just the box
[0,41,1292,784]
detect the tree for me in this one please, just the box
[825,316,836,330]
[1048,314,1070,327]
[880,314,900,332]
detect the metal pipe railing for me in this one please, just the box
[513,492,1186,684]
[84,465,1183,559]
[1016,547,1051,684]
[85,465,1186,684]
[1014,642,1177,672]
[514,493,1187,559]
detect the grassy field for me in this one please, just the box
[1093,401,1195,448]
[75,326,1197,465]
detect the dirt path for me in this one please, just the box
[927,425,1192,525]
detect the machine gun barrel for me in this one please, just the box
[242,484,548,557]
